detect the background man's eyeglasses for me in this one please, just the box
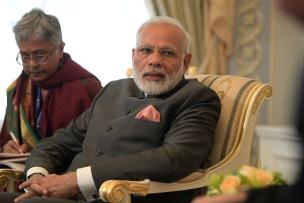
[16,47,57,66]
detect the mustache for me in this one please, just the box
[28,71,43,74]
[25,70,44,75]
[142,70,166,77]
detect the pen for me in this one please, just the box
[9,131,24,154]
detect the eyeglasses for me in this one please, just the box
[135,46,179,60]
[16,47,57,66]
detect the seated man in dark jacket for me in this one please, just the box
[0,16,221,203]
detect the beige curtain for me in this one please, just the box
[204,0,235,74]
[145,0,235,74]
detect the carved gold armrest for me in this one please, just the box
[99,179,149,203]
[98,171,206,203]
[0,169,24,192]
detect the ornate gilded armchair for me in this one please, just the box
[99,74,273,203]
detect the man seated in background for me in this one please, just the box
[0,16,221,203]
[0,8,102,154]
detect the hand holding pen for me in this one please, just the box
[2,131,28,154]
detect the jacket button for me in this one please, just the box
[105,126,113,131]
[96,150,103,156]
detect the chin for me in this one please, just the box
[30,76,47,82]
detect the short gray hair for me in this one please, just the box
[136,16,191,52]
[13,8,63,46]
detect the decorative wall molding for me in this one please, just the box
[236,0,263,77]
[256,125,303,184]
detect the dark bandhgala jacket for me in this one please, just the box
[25,77,221,203]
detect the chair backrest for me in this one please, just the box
[186,74,272,170]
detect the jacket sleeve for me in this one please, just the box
[24,82,104,174]
[24,107,92,174]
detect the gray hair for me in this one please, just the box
[136,16,191,52]
[13,8,63,46]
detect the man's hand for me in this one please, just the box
[14,172,79,202]
[3,140,31,154]
[191,193,247,203]
[38,172,80,199]
[14,174,48,203]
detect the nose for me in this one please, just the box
[148,49,162,68]
[24,59,39,71]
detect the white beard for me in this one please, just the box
[133,66,185,95]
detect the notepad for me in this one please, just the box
[0,152,30,158]
[0,152,30,171]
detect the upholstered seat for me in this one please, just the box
[99,74,273,203]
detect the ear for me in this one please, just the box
[132,48,136,63]
[58,42,65,57]
[132,48,135,59]
[183,53,192,73]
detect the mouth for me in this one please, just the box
[27,71,46,80]
[143,72,165,81]
[29,71,43,76]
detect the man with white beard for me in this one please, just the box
[0,16,221,203]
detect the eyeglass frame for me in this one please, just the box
[16,47,58,66]
[134,45,185,60]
